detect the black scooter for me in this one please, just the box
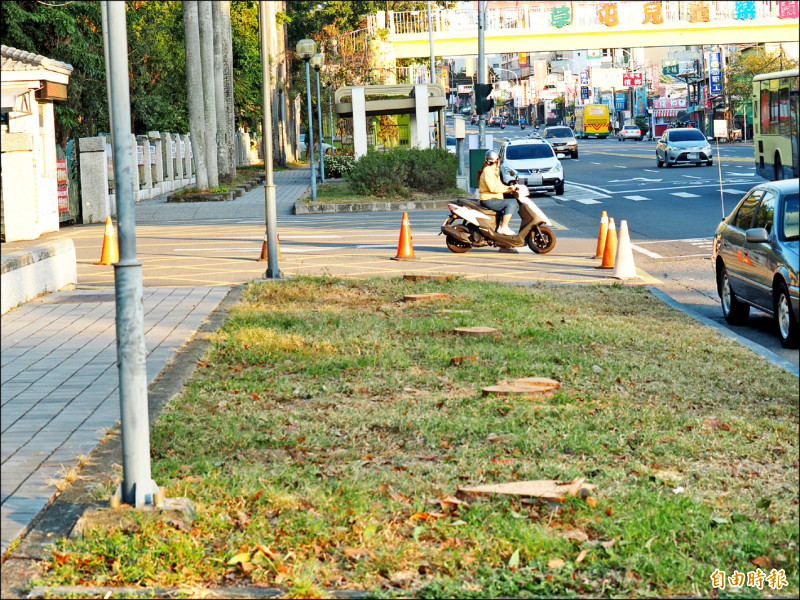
[440,184,556,254]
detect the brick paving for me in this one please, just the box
[0,167,311,553]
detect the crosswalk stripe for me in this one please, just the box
[625,195,650,201]
[671,192,700,198]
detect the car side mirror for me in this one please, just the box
[745,227,769,243]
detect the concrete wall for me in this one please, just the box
[1,238,77,314]
[1,133,38,242]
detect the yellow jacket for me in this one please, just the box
[478,165,512,200]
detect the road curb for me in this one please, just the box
[294,198,457,214]
[649,286,799,377]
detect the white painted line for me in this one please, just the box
[643,169,659,173]
[631,244,662,258]
[726,172,755,176]
[575,198,602,205]
[670,192,700,198]
[624,195,650,201]
[567,182,613,195]
[682,175,702,179]
[590,162,601,165]
[723,189,746,194]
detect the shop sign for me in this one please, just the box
[708,51,722,95]
[662,58,679,76]
[56,158,69,213]
[623,72,643,86]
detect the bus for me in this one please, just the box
[753,68,798,180]
[574,104,610,139]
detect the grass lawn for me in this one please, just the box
[301,181,466,204]
[37,277,798,598]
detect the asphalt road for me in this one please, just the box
[465,119,796,366]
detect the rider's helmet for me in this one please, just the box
[485,150,499,163]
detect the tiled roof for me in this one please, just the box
[1,45,74,75]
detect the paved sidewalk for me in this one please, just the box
[0,167,311,555]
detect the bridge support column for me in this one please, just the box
[352,87,368,159]
[413,84,430,149]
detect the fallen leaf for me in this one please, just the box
[703,417,731,431]
[227,552,251,566]
[389,491,413,503]
[586,496,598,508]
[751,555,776,570]
[508,549,520,571]
[239,561,255,575]
[343,547,372,560]
[605,506,613,517]
[575,550,587,564]
[645,537,656,549]
[53,552,71,566]
[389,570,418,585]
[409,511,446,521]
[440,495,466,512]
[250,392,259,401]
[602,539,616,549]
[768,445,786,453]
[560,528,589,542]
[255,543,278,561]
[548,558,565,569]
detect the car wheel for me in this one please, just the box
[774,281,798,348]
[774,155,783,180]
[554,182,564,196]
[573,151,579,159]
[706,160,713,166]
[664,159,672,168]
[619,136,623,141]
[718,265,750,324]
[656,154,663,168]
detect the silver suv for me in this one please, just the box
[499,139,564,196]
[542,126,578,158]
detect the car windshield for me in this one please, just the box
[783,193,799,240]
[668,129,706,142]
[505,144,554,160]
[544,128,572,138]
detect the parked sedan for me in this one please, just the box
[712,179,799,347]
[618,124,642,141]
[656,127,712,167]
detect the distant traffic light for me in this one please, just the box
[474,83,494,114]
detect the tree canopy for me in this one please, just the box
[725,48,798,111]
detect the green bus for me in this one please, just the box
[753,68,798,180]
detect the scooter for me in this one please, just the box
[520,122,526,130]
[500,120,506,130]
[440,184,556,254]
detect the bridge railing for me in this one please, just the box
[369,1,786,38]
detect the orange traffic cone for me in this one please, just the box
[391,212,420,261]
[597,218,617,269]
[612,220,639,280]
[257,234,282,261]
[94,217,119,265]
[593,211,608,259]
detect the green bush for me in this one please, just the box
[345,147,457,198]
[324,153,356,179]
[635,117,650,137]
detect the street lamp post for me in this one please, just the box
[310,53,325,183]
[327,82,334,153]
[297,38,316,201]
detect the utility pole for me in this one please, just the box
[100,1,115,218]
[427,0,436,84]
[259,1,281,279]
[478,0,486,148]
[106,0,160,508]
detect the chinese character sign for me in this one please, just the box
[635,86,646,116]
[623,73,643,86]
[642,1,664,24]
[550,6,572,28]
[689,1,710,22]
[662,58,679,76]
[598,3,619,26]
[580,71,590,85]
[735,1,756,19]
[778,1,798,18]
[581,86,590,100]
[708,51,722,95]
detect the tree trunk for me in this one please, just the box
[220,0,236,177]
[182,1,208,190]
[212,1,230,181]
[198,0,219,188]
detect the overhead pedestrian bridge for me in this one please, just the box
[365,1,799,58]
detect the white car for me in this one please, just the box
[299,134,332,155]
[499,138,564,196]
[656,127,713,167]
[618,124,642,141]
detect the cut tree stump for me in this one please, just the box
[403,293,451,301]
[482,377,561,396]
[403,274,457,282]
[457,478,595,503]
[454,326,499,336]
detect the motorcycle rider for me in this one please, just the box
[477,150,517,236]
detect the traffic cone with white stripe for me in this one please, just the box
[597,218,617,269]
[593,211,608,259]
[612,220,639,279]
[94,217,119,265]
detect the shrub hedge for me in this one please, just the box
[345,147,457,198]
[324,153,356,178]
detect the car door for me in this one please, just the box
[743,189,778,311]
[722,190,763,298]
